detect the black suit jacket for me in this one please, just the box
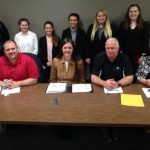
[61,27,86,59]
[0,21,10,56]
[38,36,60,67]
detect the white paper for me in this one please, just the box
[142,88,150,98]
[72,84,92,93]
[1,87,20,96]
[46,83,67,93]
[104,87,123,94]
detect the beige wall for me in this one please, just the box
[0,0,149,39]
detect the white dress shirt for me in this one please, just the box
[14,30,38,55]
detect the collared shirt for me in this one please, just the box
[92,52,133,81]
[14,30,38,55]
[0,54,39,81]
[70,27,77,44]
[136,56,150,80]
[50,57,85,83]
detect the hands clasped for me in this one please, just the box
[104,79,118,89]
[2,79,19,89]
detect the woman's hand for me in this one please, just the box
[85,58,91,64]
[47,61,52,66]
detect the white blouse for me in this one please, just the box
[14,30,38,55]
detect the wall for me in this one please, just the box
[0,0,149,39]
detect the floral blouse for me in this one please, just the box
[136,56,150,80]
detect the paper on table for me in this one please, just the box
[72,84,92,93]
[104,87,123,94]
[142,88,150,98]
[46,83,67,93]
[1,87,20,95]
[121,94,144,107]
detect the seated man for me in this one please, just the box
[0,40,39,88]
[91,37,134,142]
[91,37,134,89]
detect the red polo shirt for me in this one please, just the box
[0,54,39,81]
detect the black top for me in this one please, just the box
[61,27,86,59]
[0,21,10,56]
[118,21,149,55]
[86,24,117,61]
[92,52,133,81]
[38,36,60,68]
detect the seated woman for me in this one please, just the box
[136,56,150,86]
[50,38,85,138]
[136,56,150,134]
[50,38,85,83]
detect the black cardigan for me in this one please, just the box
[118,21,150,55]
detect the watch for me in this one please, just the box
[117,81,121,87]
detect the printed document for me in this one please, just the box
[104,87,123,94]
[1,87,20,96]
[142,88,150,98]
[72,84,92,93]
[46,83,67,93]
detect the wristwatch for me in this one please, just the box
[141,53,146,56]
[117,81,121,87]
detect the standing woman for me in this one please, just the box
[118,4,149,74]
[14,18,38,55]
[38,21,60,83]
[86,9,117,67]
[61,13,86,59]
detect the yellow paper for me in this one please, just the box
[121,94,144,107]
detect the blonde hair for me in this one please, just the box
[91,9,112,40]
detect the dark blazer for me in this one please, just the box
[86,24,117,62]
[0,21,10,56]
[38,36,60,68]
[61,27,86,59]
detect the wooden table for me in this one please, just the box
[0,84,150,127]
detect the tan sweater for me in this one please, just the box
[50,57,85,83]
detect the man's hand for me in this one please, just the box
[7,80,20,89]
[103,79,117,89]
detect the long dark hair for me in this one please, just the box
[122,4,144,30]
[44,21,59,46]
[57,38,76,60]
